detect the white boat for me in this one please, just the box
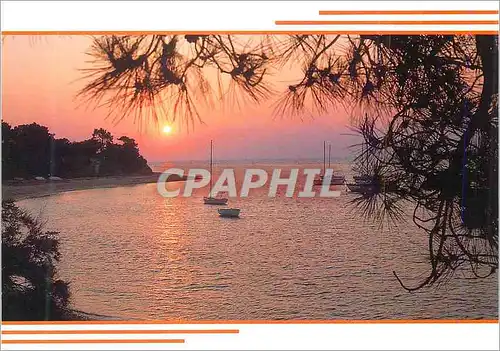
[49,176,63,181]
[314,142,346,186]
[218,208,240,218]
[353,175,374,185]
[204,197,228,205]
[203,140,228,205]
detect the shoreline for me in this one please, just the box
[2,173,187,202]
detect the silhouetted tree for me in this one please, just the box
[117,136,150,174]
[2,123,53,178]
[2,200,72,320]
[2,125,152,179]
[92,128,113,153]
[60,138,101,177]
[78,34,498,290]
[2,122,16,179]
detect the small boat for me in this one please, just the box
[49,176,63,181]
[314,141,328,186]
[330,175,346,185]
[347,183,376,193]
[328,144,346,185]
[349,172,377,194]
[349,173,377,193]
[314,142,346,185]
[203,140,229,205]
[314,174,345,186]
[353,175,374,185]
[204,197,228,205]
[218,208,240,218]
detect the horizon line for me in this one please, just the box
[147,156,354,164]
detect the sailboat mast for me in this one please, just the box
[210,140,213,196]
[328,144,331,168]
[323,141,326,175]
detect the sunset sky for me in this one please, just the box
[2,35,358,162]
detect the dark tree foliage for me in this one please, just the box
[343,35,498,289]
[2,123,152,179]
[78,34,498,290]
[2,200,72,320]
[2,123,53,179]
[77,35,273,129]
[92,128,114,153]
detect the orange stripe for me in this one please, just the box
[1,30,499,35]
[2,319,498,325]
[2,329,239,335]
[319,10,500,15]
[275,20,499,25]
[1,339,185,344]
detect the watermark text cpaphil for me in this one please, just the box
[157,168,343,198]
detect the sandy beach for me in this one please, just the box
[2,173,187,201]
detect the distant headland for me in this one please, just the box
[2,122,153,180]
[1,122,186,201]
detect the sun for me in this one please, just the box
[162,125,173,134]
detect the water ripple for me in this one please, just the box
[18,163,498,320]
